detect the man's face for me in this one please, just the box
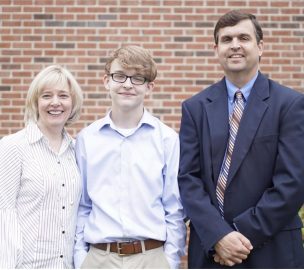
[214,19,263,81]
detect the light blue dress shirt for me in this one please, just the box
[73,110,186,269]
[225,72,258,114]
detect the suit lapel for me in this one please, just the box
[227,73,270,186]
[205,79,229,182]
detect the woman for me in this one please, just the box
[0,65,83,268]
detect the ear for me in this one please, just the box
[213,43,219,58]
[145,81,154,96]
[258,40,264,58]
[103,74,110,90]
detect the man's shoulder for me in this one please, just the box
[183,80,224,105]
[268,78,302,98]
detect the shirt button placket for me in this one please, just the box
[57,154,66,265]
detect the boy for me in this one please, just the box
[74,45,186,269]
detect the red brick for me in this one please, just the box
[0,1,303,211]
[271,1,290,7]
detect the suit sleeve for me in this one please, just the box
[178,101,233,253]
[234,94,304,247]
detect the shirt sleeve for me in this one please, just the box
[162,133,187,269]
[0,137,23,268]
[73,133,91,268]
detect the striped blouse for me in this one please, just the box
[0,122,81,268]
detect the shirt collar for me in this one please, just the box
[26,121,73,147]
[225,72,258,103]
[26,121,44,144]
[98,109,157,132]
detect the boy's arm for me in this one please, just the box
[162,133,187,269]
[73,134,92,268]
[73,201,91,268]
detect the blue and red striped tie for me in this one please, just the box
[216,91,245,216]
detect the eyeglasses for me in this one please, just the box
[109,73,147,85]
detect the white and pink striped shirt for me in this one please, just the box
[0,122,81,268]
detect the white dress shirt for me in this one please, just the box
[0,122,81,268]
[74,110,186,269]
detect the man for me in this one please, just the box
[178,10,304,268]
[74,45,186,269]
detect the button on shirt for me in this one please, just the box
[0,122,82,268]
[74,110,186,269]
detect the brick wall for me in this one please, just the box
[1,0,304,268]
[1,0,304,138]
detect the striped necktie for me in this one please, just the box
[216,90,245,216]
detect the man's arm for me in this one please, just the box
[234,94,304,247]
[179,100,253,266]
[178,101,234,252]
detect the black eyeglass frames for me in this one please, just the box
[109,73,147,85]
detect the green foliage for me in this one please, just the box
[300,206,304,240]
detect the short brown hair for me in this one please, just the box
[104,45,157,82]
[214,10,263,45]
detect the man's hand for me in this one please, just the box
[214,231,253,266]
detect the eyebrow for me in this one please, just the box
[111,71,145,77]
[111,70,125,73]
[42,88,70,93]
[220,33,251,39]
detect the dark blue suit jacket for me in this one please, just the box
[178,72,304,268]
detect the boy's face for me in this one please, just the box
[103,59,154,112]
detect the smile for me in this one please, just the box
[229,54,244,58]
[119,92,135,96]
[48,110,64,115]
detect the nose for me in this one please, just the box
[122,77,133,88]
[50,95,60,105]
[230,38,241,50]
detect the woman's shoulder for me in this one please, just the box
[0,128,27,152]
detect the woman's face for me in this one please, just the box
[37,81,72,132]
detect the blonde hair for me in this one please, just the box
[25,65,83,126]
[104,45,157,82]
